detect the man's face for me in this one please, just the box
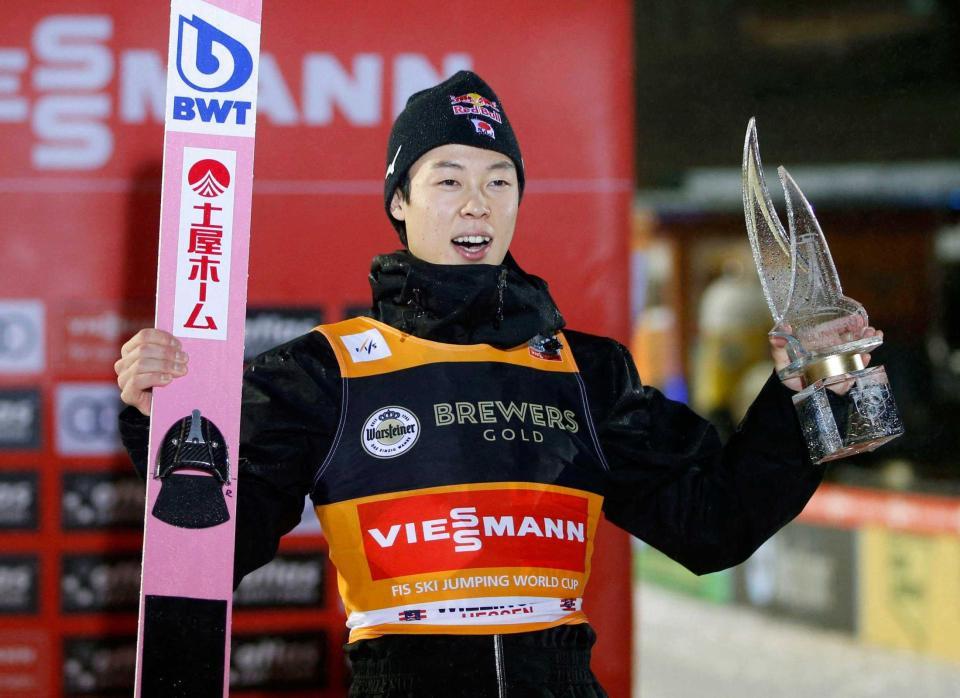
[390,144,519,265]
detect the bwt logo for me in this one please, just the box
[172,13,255,127]
[177,15,252,92]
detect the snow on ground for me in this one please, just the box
[633,582,960,698]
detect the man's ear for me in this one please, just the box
[390,190,406,221]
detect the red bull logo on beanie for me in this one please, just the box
[450,92,503,124]
[471,119,495,139]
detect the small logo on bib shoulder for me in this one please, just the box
[362,406,420,459]
[528,334,563,361]
[340,328,391,363]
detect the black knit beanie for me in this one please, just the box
[384,70,525,244]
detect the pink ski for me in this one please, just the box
[135,1,262,695]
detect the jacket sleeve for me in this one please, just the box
[118,331,343,587]
[570,332,823,575]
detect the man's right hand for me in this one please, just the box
[114,329,189,416]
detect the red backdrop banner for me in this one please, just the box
[0,2,633,695]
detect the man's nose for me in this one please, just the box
[460,189,490,217]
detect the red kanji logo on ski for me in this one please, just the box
[188,158,231,197]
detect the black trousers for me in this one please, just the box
[345,624,608,697]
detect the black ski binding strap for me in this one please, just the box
[151,409,230,529]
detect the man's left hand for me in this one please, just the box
[770,325,882,392]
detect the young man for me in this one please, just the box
[116,71,874,696]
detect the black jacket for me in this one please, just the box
[121,250,820,695]
[121,250,820,585]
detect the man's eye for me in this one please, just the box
[439,179,459,186]
[490,180,511,187]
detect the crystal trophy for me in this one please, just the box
[742,118,904,463]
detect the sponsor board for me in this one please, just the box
[233,552,325,609]
[734,522,856,633]
[243,306,323,361]
[54,383,123,456]
[230,631,327,689]
[61,554,141,613]
[55,303,152,374]
[0,630,51,696]
[0,301,44,374]
[0,471,39,530]
[859,527,960,662]
[0,556,39,615]
[0,389,41,451]
[61,471,145,530]
[62,636,135,695]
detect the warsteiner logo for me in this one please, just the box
[361,406,419,459]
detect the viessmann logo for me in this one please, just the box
[361,406,419,458]
[358,489,589,580]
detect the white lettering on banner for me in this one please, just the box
[0,50,28,121]
[119,50,165,123]
[0,13,472,170]
[32,95,112,169]
[367,507,586,554]
[173,147,237,340]
[302,53,381,126]
[392,53,470,118]
[32,16,113,90]
[29,15,113,169]
[257,54,297,125]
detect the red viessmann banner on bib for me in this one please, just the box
[0,1,633,694]
[358,489,590,580]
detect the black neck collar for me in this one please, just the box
[368,251,565,349]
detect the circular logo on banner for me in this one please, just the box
[188,159,231,197]
[361,406,420,459]
[0,312,37,361]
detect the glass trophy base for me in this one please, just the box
[791,365,904,465]
[776,336,883,382]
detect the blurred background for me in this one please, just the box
[0,1,958,696]
[629,3,960,696]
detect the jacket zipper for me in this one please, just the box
[494,634,505,697]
